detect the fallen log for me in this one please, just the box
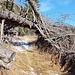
[0,8,71,50]
[0,3,75,73]
[0,44,16,69]
[0,8,35,29]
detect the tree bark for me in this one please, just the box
[0,9,35,29]
[0,8,71,50]
[0,19,5,43]
[27,0,44,24]
[0,44,16,69]
[6,0,9,9]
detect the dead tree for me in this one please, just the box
[27,0,44,23]
[0,1,75,72]
[0,19,5,43]
[0,44,16,69]
[26,0,75,73]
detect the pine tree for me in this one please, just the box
[21,0,40,21]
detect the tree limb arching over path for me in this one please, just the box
[0,1,75,73]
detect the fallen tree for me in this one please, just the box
[0,8,71,49]
[26,0,75,74]
[0,44,16,69]
[0,9,35,29]
[0,0,75,74]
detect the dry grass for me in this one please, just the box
[0,36,61,75]
[14,35,37,42]
[3,46,61,75]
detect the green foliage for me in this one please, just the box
[0,1,6,9]
[0,0,39,35]
[0,1,14,12]
[33,0,40,8]
[18,27,35,36]
[0,0,40,20]
[23,0,40,21]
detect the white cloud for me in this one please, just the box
[63,0,71,4]
[39,0,54,12]
[39,0,72,13]
[56,0,72,5]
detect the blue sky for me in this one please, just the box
[15,0,75,25]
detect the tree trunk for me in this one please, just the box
[0,19,5,43]
[27,0,44,24]
[0,9,35,29]
[6,0,9,9]
[0,44,16,69]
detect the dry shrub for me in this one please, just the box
[35,35,75,75]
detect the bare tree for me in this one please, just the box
[0,0,75,73]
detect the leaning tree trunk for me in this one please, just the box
[27,0,61,49]
[27,0,44,24]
